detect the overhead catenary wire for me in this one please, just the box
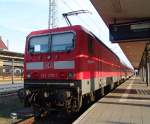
[62,10,92,26]
[61,0,102,40]
[59,0,96,32]
[58,1,109,38]
[61,0,106,42]
[73,0,108,37]
[72,2,116,38]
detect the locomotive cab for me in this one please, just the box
[23,28,83,114]
[25,31,76,80]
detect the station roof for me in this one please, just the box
[91,0,150,69]
[0,50,24,61]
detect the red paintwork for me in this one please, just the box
[24,25,132,81]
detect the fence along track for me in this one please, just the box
[0,83,23,93]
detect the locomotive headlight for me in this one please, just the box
[44,92,49,98]
[25,89,31,96]
[27,74,31,79]
[68,72,74,78]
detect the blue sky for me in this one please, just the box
[0,0,132,67]
[0,0,49,52]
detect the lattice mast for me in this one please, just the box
[48,0,57,29]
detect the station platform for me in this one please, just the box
[73,76,150,124]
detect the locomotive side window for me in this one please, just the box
[88,35,94,55]
[51,32,74,52]
[29,35,49,53]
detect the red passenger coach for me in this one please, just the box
[22,25,132,116]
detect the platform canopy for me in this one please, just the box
[91,0,150,69]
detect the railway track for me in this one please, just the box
[0,83,23,97]
[14,103,94,124]
[0,83,23,93]
[0,90,17,97]
[16,116,35,124]
[15,111,75,124]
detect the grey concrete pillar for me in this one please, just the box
[11,59,14,84]
[139,68,142,78]
[143,66,146,82]
[148,62,150,86]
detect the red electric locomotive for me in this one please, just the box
[22,25,132,116]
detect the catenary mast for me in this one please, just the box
[48,0,57,29]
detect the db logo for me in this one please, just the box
[44,62,53,69]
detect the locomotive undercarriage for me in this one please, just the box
[20,80,82,116]
[18,76,126,117]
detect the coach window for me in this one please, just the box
[88,35,94,55]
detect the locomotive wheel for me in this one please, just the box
[116,80,120,86]
[33,108,41,120]
[95,89,102,100]
[24,97,30,107]
[33,107,47,120]
[71,94,82,112]
[101,87,105,96]
[89,92,95,102]
[82,95,89,108]
[79,95,83,109]
[110,83,114,90]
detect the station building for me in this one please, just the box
[0,36,24,81]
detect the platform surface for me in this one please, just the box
[73,76,150,124]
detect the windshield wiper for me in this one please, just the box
[65,46,73,53]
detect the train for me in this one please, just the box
[19,25,133,117]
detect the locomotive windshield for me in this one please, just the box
[28,32,74,53]
[29,35,49,53]
[51,32,74,52]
